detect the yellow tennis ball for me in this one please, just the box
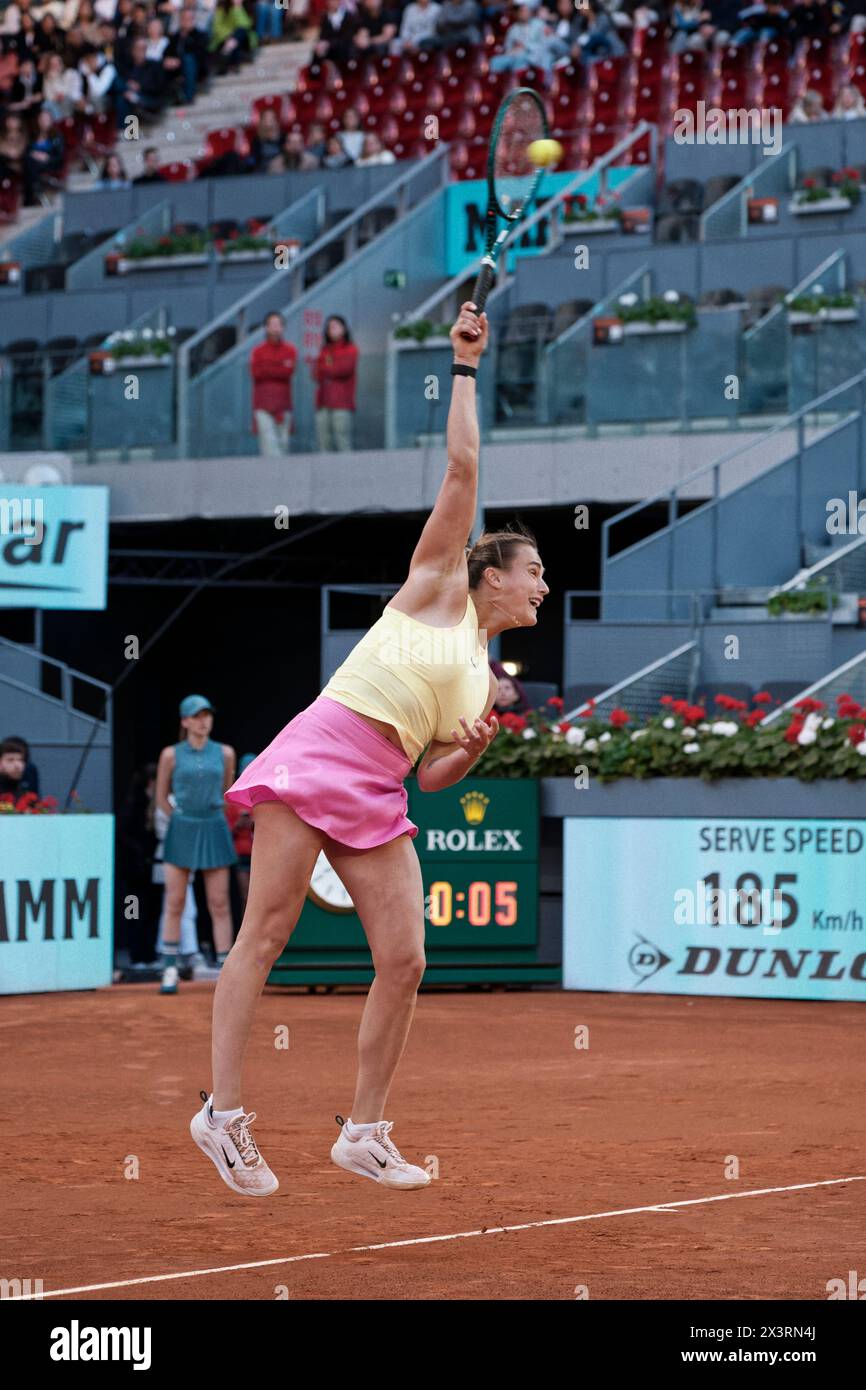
[527,138,564,168]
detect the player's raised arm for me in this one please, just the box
[406,302,489,578]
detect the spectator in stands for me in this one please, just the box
[250,310,296,455]
[304,118,326,162]
[550,0,583,60]
[116,33,166,125]
[41,51,77,116]
[25,104,64,195]
[0,112,29,198]
[426,0,481,47]
[313,313,358,451]
[166,6,210,104]
[209,0,255,74]
[833,82,866,117]
[315,0,356,61]
[256,0,284,43]
[575,0,627,59]
[5,55,42,113]
[0,735,40,799]
[731,1,789,45]
[98,149,130,184]
[338,108,365,160]
[79,43,119,112]
[355,129,395,163]
[247,104,283,168]
[350,0,399,56]
[489,660,531,715]
[145,13,171,59]
[670,1,707,49]
[322,130,353,166]
[397,0,441,51]
[490,1,559,68]
[270,127,317,169]
[789,86,828,119]
[134,143,166,179]
[36,12,65,55]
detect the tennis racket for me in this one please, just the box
[462,86,548,339]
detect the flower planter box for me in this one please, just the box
[0,259,21,286]
[622,319,691,336]
[89,351,173,374]
[393,335,452,349]
[564,217,621,234]
[789,195,855,215]
[107,252,209,274]
[788,307,859,325]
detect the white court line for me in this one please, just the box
[14,1175,864,1300]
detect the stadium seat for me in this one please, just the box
[549,299,593,338]
[44,336,79,375]
[296,60,337,92]
[757,680,808,706]
[657,179,704,217]
[159,160,197,182]
[694,685,754,714]
[251,93,287,123]
[702,174,741,210]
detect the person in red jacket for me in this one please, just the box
[250,311,297,456]
[312,315,359,452]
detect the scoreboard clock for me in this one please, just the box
[271,778,549,984]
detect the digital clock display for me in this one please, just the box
[426,880,518,928]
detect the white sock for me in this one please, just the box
[210,1097,244,1124]
[347,1117,379,1136]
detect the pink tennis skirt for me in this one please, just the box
[224,694,419,850]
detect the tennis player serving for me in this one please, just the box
[190,300,548,1193]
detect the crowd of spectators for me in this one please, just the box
[3,0,866,207]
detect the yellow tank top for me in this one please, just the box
[320,594,491,764]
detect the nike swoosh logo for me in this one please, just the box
[371,1153,387,1168]
[221,1145,236,1169]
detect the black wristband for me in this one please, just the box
[451,363,477,378]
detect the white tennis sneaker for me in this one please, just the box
[190,1091,279,1197]
[330,1114,431,1190]
[160,964,178,995]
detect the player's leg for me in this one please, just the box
[191,801,325,1195]
[211,800,325,1109]
[201,865,233,958]
[323,832,431,1188]
[160,862,190,992]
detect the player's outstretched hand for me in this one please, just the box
[450,712,500,762]
[450,302,489,362]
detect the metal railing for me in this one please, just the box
[567,640,698,722]
[0,207,63,270]
[0,635,111,734]
[762,649,866,724]
[700,143,797,241]
[778,535,866,595]
[66,199,173,291]
[177,147,450,456]
[601,367,866,608]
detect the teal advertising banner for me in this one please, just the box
[0,484,108,609]
[0,814,114,994]
[445,167,636,277]
[564,817,866,1002]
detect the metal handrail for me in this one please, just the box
[400,122,657,329]
[699,142,796,241]
[742,248,846,343]
[177,147,450,455]
[762,649,866,724]
[566,640,697,720]
[601,366,866,571]
[777,535,866,592]
[0,635,111,709]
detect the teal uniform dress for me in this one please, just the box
[163,738,238,870]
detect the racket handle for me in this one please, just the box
[460,259,495,340]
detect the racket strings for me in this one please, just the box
[494,91,545,218]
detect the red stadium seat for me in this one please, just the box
[405,77,444,113]
[205,127,245,160]
[590,56,629,93]
[0,176,21,224]
[632,22,666,58]
[584,122,618,162]
[754,37,790,74]
[251,93,286,123]
[159,159,196,182]
[296,60,337,92]
[756,68,791,116]
[436,105,476,141]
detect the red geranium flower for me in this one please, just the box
[660,695,673,705]
[41,795,58,807]
[557,721,572,734]
[687,705,707,724]
[745,709,766,727]
[548,695,564,710]
[610,707,630,727]
[580,698,596,719]
[847,723,865,746]
[784,717,805,744]
[753,691,772,704]
[794,697,825,713]
[500,712,528,733]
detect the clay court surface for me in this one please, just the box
[3,985,863,1301]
